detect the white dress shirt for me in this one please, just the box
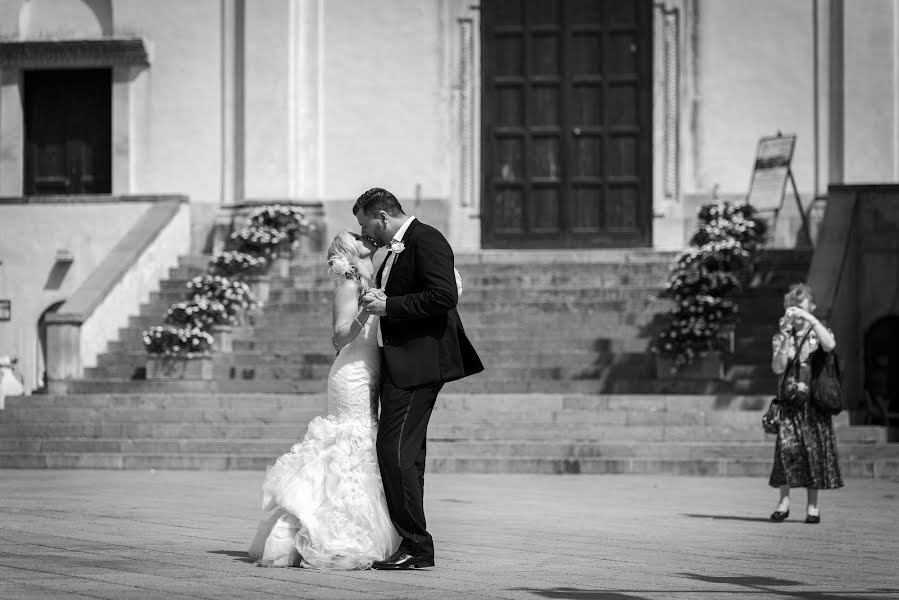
[377,216,416,347]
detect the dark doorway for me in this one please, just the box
[24,68,112,195]
[481,0,653,248]
[863,315,899,429]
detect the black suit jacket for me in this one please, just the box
[377,219,484,388]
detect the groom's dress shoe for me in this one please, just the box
[370,552,434,570]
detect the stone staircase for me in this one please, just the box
[68,249,813,395]
[2,248,896,475]
[1,392,895,476]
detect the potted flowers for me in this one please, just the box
[141,203,313,373]
[208,250,268,278]
[163,297,236,353]
[186,275,255,325]
[651,200,768,378]
[208,250,270,306]
[142,325,215,379]
[248,204,310,254]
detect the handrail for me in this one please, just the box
[47,196,187,326]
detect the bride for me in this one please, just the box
[248,231,400,569]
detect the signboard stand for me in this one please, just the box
[746,132,812,247]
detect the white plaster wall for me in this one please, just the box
[0,1,24,38]
[320,0,448,202]
[80,202,189,369]
[693,0,818,198]
[115,0,223,204]
[843,0,898,183]
[243,0,291,199]
[0,202,150,391]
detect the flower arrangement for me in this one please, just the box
[328,255,356,278]
[208,251,268,278]
[163,298,233,330]
[186,275,255,319]
[143,203,313,357]
[651,200,768,370]
[248,204,310,247]
[230,225,289,257]
[142,325,214,357]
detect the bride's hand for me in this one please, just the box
[361,290,388,316]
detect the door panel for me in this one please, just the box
[482,0,652,248]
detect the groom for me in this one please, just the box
[355,187,484,570]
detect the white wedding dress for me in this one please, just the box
[248,316,400,569]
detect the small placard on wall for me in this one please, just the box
[0,300,10,321]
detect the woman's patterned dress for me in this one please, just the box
[769,325,844,489]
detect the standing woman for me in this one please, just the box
[769,283,843,523]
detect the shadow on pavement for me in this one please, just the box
[682,513,797,523]
[678,574,896,600]
[207,550,253,563]
[509,589,649,600]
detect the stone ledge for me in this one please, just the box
[0,194,184,205]
[0,37,150,69]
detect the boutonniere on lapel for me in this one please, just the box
[388,241,405,254]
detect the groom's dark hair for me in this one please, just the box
[353,187,405,218]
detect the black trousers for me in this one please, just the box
[377,364,443,558]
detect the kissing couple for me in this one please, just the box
[248,187,484,570]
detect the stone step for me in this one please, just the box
[0,453,889,477]
[87,362,634,382]
[63,375,780,395]
[162,271,675,290]
[153,285,669,304]
[177,248,809,267]
[0,419,882,443]
[0,438,891,460]
[97,344,653,367]
[4,392,774,411]
[0,407,849,430]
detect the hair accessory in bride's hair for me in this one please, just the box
[454,267,463,296]
[328,255,355,278]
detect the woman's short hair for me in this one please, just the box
[783,282,816,311]
[352,187,405,218]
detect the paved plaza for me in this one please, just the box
[0,471,896,599]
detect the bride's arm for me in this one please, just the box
[331,279,373,351]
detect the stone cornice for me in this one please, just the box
[0,37,149,69]
[0,194,184,205]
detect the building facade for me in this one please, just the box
[2,0,899,392]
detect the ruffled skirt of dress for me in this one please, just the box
[247,415,400,569]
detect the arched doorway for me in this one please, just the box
[863,315,899,432]
[35,301,65,393]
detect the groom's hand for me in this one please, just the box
[361,290,388,317]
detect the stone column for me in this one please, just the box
[0,69,23,195]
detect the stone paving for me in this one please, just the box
[0,471,896,599]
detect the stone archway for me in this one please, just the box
[19,0,112,39]
[35,300,65,393]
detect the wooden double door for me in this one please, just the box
[24,68,112,195]
[481,0,652,248]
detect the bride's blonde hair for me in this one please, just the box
[327,231,372,298]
